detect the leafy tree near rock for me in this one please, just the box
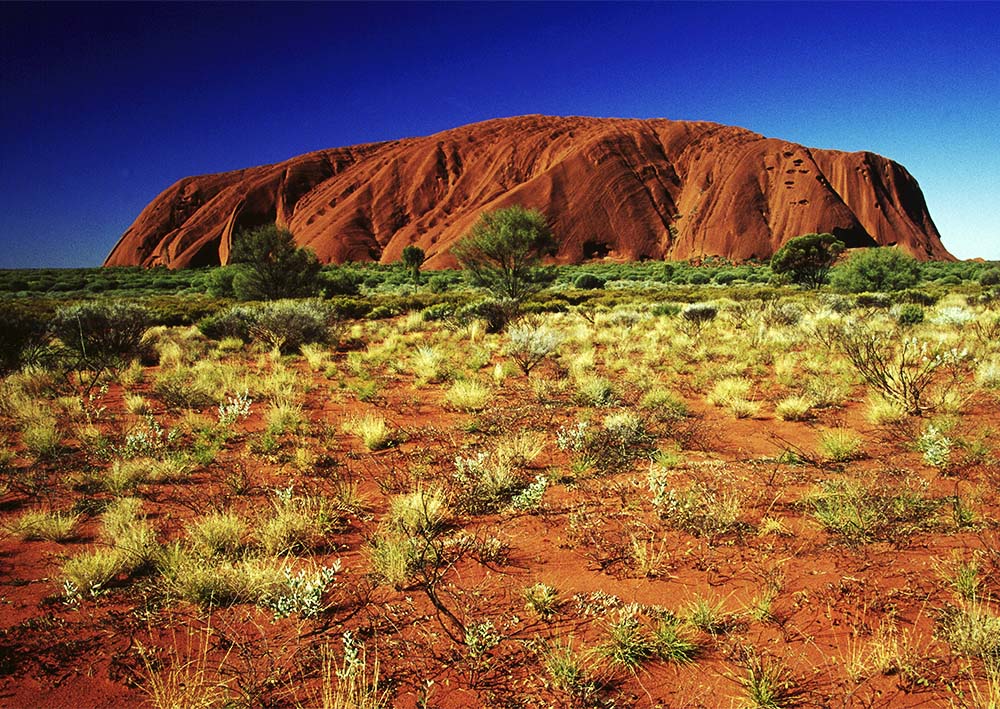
[770,232,845,288]
[830,247,922,293]
[227,224,321,300]
[451,206,557,303]
[401,245,426,283]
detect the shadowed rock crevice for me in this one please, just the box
[104,115,952,268]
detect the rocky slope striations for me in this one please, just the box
[104,115,952,268]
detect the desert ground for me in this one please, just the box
[1,270,999,708]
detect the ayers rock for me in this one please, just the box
[105,115,952,269]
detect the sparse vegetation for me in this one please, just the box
[1,260,998,707]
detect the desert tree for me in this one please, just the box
[451,206,556,301]
[228,224,321,300]
[401,245,426,283]
[770,232,845,288]
[451,206,556,327]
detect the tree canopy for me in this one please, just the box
[450,206,556,303]
[770,232,845,288]
[401,245,426,283]
[228,224,321,300]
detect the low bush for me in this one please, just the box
[895,303,925,326]
[557,413,655,475]
[0,307,49,373]
[807,478,941,544]
[817,321,969,415]
[505,323,562,375]
[249,300,339,353]
[680,302,717,333]
[50,301,151,372]
[573,273,606,290]
[199,300,339,354]
[979,267,1000,287]
[831,248,921,293]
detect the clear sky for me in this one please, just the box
[1,1,997,268]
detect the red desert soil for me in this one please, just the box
[1,327,997,708]
[104,115,952,269]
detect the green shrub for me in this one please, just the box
[895,303,925,326]
[451,206,556,307]
[205,266,240,298]
[420,302,456,322]
[427,273,459,293]
[199,300,338,354]
[651,302,681,317]
[366,305,399,320]
[457,298,518,333]
[979,267,1000,287]
[317,268,361,296]
[895,288,939,306]
[831,248,921,293]
[770,232,845,288]
[198,305,256,342]
[573,273,606,290]
[50,301,151,370]
[229,224,321,300]
[0,307,48,373]
[250,300,338,353]
[854,292,892,308]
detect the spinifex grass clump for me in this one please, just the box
[186,511,247,559]
[389,487,450,536]
[737,649,801,709]
[255,488,341,556]
[706,377,760,418]
[807,478,941,545]
[774,395,815,421]
[409,345,450,384]
[157,546,286,607]
[445,380,492,412]
[343,412,395,451]
[817,429,864,463]
[5,509,79,542]
[598,607,656,672]
[522,582,561,620]
[597,605,701,674]
[541,637,593,698]
[452,450,521,513]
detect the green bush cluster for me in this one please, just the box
[50,301,151,368]
[895,303,925,326]
[199,300,339,354]
[831,248,921,293]
[0,307,48,373]
[573,273,606,290]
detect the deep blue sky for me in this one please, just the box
[2,1,997,268]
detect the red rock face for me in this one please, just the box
[104,115,952,268]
